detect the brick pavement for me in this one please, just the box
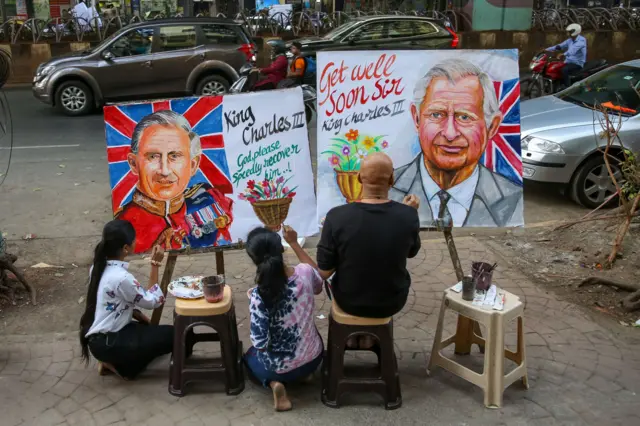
[1,237,639,426]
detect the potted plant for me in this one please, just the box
[321,128,388,203]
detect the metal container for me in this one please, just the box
[462,275,475,301]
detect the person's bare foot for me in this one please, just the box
[270,381,292,411]
[97,362,111,376]
[359,335,375,350]
[97,362,128,381]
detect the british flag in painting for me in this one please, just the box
[104,96,234,253]
[481,78,522,185]
[105,96,232,211]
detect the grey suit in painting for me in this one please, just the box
[390,155,523,227]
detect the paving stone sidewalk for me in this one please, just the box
[1,237,639,426]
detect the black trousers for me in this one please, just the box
[88,322,173,379]
[561,63,583,88]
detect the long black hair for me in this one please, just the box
[246,227,288,308]
[79,219,136,363]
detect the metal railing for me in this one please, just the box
[532,7,640,31]
[1,7,638,44]
[0,9,467,44]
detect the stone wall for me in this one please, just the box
[6,30,639,85]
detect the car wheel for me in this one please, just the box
[196,75,229,96]
[55,81,94,116]
[571,155,622,209]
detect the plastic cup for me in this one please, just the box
[202,275,225,303]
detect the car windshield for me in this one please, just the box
[322,20,360,40]
[557,65,640,116]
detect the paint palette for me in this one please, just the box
[168,275,204,299]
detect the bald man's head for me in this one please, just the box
[359,153,394,194]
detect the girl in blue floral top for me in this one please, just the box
[244,226,324,411]
[79,220,173,380]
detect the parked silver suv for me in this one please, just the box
[33,18,256,116]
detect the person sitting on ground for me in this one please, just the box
[313,152,421,348]
[253,40,288,91]
[277,42,306,89]
[244,226,324,412]
[79,219,173,380]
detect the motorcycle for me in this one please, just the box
[522,52,609,100]
[229,63,317,125]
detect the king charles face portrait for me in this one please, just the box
[127,119,201,201]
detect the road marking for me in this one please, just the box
[0,144,81,150]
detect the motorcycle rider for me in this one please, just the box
[546,23,587,89]
[252,40,288,91]
[277,42,306,89]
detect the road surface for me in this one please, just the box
[0,88,585,262]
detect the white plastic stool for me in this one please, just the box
[427,288,528,408]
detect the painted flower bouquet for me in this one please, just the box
[321,129,389,203]
[238,177,297,228]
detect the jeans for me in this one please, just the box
[562,63,583,88]
[88,322,173,379]
[244,346,323,387]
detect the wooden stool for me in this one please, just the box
[427,288,528,408]
[321,301,401,410]
[169,286,244,396]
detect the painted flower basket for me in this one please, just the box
[239,176,297,228]
[252,197,293,228]
[322,128,389,203]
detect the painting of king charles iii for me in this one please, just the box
[116,110,233,253]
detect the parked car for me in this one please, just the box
[287,15,458,61]
[521,60,640,209]
[33,18,257,116]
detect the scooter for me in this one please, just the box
[230,63,317,125]
[522,52,609,99]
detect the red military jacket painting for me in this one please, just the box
[116,183,233,253]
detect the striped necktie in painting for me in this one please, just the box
[437,190,452,227]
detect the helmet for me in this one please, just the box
[266,39,287,56]
[566,23,582,37]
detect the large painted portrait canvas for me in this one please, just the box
[316,49,524,228]
[105,89,317,253]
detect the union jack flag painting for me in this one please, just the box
[481,78,522,185]
[104,96,232,212]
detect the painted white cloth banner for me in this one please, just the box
[224,88,317,241]
[105,87,316,254]
[316,49,524,228]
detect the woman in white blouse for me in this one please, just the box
[79,219,172,380]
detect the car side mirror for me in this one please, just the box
[101,50,115,61]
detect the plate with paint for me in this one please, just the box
[168,275,204,299]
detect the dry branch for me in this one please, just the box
[607,196,640,266]
[579,277,640,312]
[579,277,640,293]
[0,253,36,305]
[553,212,632,231]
